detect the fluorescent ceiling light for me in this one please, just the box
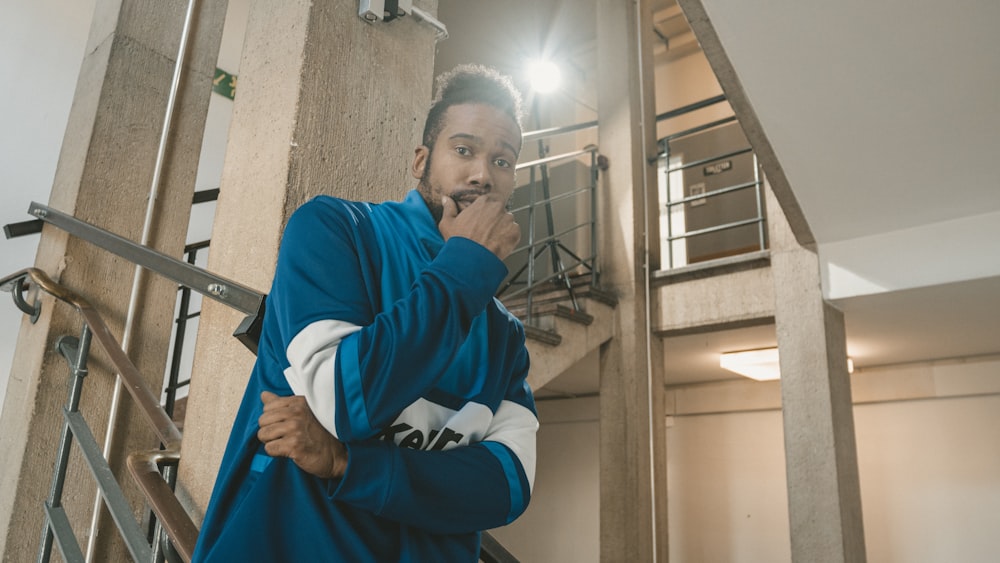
[720,348,780,381]
[720,347,855,381]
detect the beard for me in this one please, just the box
[417,150,514,224]
[417,153,445,224]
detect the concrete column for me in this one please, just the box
[0,0,226,559]
[177,0,439,518]
[767,185,867,562]
[595,0,669,561]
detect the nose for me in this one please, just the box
[468,156,493,190]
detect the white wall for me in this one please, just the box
[668,409,792,562]
[490,396,601,563]
[856,393,1000,563]
[0,0,96,416]
[496,358,1000,562]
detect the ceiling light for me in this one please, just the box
[526,59,562,94]
[720,348,781,381]
[720,347,856,381]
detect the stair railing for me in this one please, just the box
[8,201,521,562]
[655,94,768,268]
[499,122,603,326]
[1,267,196,562]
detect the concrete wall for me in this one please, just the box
[0,0,246,415]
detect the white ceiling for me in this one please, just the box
[436,0,1000,390]
[695,0,1000,244]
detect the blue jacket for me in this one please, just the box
[193,190,537,562]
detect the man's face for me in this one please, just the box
[412,103,521,224]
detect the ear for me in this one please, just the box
[411,145,429,180]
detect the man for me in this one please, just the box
[192,65,538,562]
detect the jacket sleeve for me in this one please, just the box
[329,348,538,534]
[269,199,508,441]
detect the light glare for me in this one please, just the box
[527,59,562,94]
[720,348,781,381]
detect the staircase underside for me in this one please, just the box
[501,277,618,392]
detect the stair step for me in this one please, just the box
[524,325,562,346]
[506,300,584,320]
[580,286,618,307]
[500,272,597,304]
[501,282,615,311]
[553,304,594,326]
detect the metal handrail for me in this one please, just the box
[1,267,196,561]
[27,202,263,316]
[508,184,591,215]
[517,94,729,143]
[522,120,597,142]
[665,179,760,207]
[655,93,727,123]
[515,148,592,170]
[27,201,266,354]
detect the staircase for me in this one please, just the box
[500,273,618,391]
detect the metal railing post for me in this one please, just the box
[590,150,598,289]
[753,153,765,251]
[39,326,92,563]
[664,145,675,269]
[164,243,205,417]
[526,166,537,326]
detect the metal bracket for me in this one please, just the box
[358,0,447,39]
[360,0,412,21]
[9,275,41,323]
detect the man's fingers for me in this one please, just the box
[440,196,458,221]
[260,392,309,414]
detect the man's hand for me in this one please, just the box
[257,391,348,479]
[438,196,520,260]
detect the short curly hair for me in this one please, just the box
[421,64,524,151]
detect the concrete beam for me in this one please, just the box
[653,260,774,333]
[596,0,669,560]
[767,184,867,562]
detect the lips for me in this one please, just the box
[451,190,485,210]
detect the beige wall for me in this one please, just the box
[491,396,601,563]
[490,356,1000,563]
[654,48,729,140]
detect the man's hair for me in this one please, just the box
[421,64,524,150]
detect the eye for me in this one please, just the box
[494,158,512,169]
[455,146,471,156]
